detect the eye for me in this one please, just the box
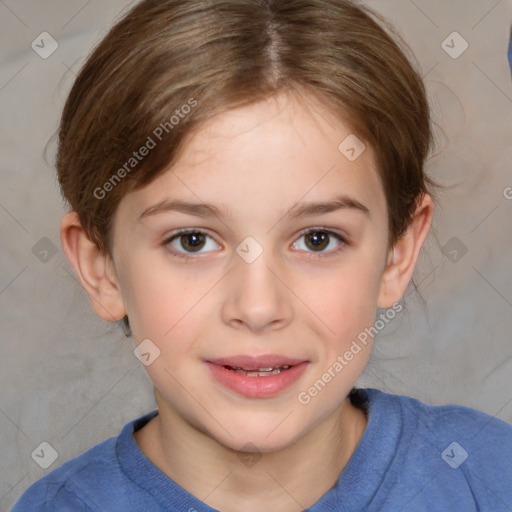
[164,229,220,257]
[292,229,346,256]
[163,228,346,261]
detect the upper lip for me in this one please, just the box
[206,355,307,369]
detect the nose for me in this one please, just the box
[221,247,294,334]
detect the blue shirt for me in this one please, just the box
[10,388,512,511]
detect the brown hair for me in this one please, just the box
[56,0,437,330]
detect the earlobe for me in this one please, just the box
[60,211,126,321]
[377,194,434,308]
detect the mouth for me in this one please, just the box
[205,355,309,398]
[224,365,293,377]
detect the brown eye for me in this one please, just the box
[179,232,206,252]
[304,231,330,251]
[293,229,346,255]
[165,230,220,257]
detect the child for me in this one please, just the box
[11,0,512,510]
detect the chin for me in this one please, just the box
[202,410,312,454]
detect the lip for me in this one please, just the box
[205,355,309,398]
[207,355,307,368]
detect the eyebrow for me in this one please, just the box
[287,196,370,220]
[138,195,370,222]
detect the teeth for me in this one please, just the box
[227,365,292,377]
[235,368,282,377]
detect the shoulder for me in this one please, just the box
[358,388,512,510]
[362,387,512,440]
[10,437,117,512]
[10,410,159,512]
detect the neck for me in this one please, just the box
[134,392,367,512]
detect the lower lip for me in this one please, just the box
[206,362,309,398]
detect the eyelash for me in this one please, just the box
[163,228,348,261]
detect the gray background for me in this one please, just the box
[1,1,511,510]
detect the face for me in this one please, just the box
[110,91,390,452]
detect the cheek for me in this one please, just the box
[116,257,188,342]
[296,253,384,348]
[120,263,213,370]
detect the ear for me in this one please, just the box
[378,194,434,308]
[60,211,126,321]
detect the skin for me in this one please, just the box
[61,90,433,511]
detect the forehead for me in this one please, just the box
[121,91,386,221]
